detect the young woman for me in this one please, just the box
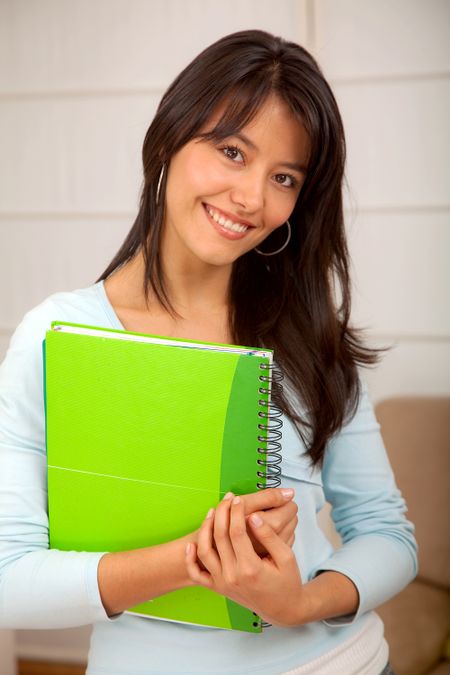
[0,30,416,674]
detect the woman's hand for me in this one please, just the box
[238,488,298,556]
[184,488,298,557]
[185,493,304,627]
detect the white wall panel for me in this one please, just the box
[362,339,450,404]
[0,216,130,328]
[348,210,450,336]
[314,0,450,79]
[0,95,158,213]
[0,0,308,93]
[336,78,450,209]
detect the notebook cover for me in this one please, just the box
[44,323,271,633]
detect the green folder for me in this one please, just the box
[44,321,275,633]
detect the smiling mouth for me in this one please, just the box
[203,203,253,234]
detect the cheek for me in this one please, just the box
[182,151,229,196]
[266,197,297,231]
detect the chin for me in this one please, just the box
[211,248,252,266]
[200,253,240,267]
[191,243,248,267]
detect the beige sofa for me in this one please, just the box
[375,397,450,675]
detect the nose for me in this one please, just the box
[230,171,265,214]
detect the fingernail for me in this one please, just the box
[282,489,295,499]
[223,491,234,500]
[186,543,191,555]
[232,496,241,505]
[206,507,214,519]
[250,514,263,527]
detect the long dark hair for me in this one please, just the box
[98,29,379,466]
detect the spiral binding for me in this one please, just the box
[256,363,283,490]
[255,362,284,629]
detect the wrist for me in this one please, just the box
[279,583,309,627]
[177,533,197,588]
[290,571,359,626]
[288,579,317,626]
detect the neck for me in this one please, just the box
[159,221,233,315]
[111,249,232,318]
[161,257,231,317]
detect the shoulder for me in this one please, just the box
[27,282,111,327]
[4,283,113,361]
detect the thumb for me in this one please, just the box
[249,513,294,568]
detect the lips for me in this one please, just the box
[203,203,255,240]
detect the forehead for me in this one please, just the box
[202,94,310,164]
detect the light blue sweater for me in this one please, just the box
[0,282,417,674]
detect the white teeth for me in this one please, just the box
[206,206,248,234]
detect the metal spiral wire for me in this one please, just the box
[256,363,283,490]
[255,362,284,630]
[242,365,284,631]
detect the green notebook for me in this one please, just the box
[44,321,278,633]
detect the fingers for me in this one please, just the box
[275,501,298,546]
[248,512,296,570]
[229,495,259,562]
[193,489,297,583]
[195,506,221,578]
[279,519,297,547]
[185,541,213,587]
[246,500,298,552]
[239,487,295,516]
[213,492,237,570]
[185,542,213,587]
[260,500,298,534]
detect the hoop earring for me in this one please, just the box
[155,163,166,206]
[255,220,291,256]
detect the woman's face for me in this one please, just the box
[162,94,310,268]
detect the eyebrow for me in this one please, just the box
[232,131,308,175]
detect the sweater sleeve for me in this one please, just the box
[0,302,112,628]
[310,379,418,625]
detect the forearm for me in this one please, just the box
[0,549,108,629]
[291,571,359,626]
[98,533,196,616]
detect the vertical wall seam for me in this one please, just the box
[304,0,316,53]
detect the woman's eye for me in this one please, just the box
[221,145,244,163]
[274,173,297,188]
